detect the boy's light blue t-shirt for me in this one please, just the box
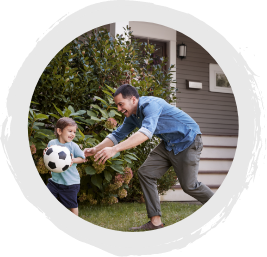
[47,139,85,186]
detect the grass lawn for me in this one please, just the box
[79,201,201,232]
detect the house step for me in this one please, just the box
[201,134,238,147]
[199,158,233,171]
[160,134,237,202]
[198,171,228,184]
[201,145,236,158]
[159,184,220,202]
[171,171,228,185]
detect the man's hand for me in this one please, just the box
[94,147,117,164]
[84,147,97,158]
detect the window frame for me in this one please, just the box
[209,63,232,94]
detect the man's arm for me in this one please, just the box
[94,132,149,164]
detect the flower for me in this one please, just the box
[118,188,127,199]
[36,157,49,174]
[105,118,117,129]
[123,167,133,185]
[30,144,36,155]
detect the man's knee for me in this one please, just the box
[181,181,201,194]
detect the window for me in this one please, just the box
[135,38,167,72]
[209,64,232,94]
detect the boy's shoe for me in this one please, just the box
[129,221,164,231]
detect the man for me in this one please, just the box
[84,84,214,231]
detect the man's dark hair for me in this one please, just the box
[114,84,140,99]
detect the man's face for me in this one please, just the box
[114,93,137,118]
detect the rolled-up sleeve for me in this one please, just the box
[138,101,163,139]
[106,117,136,145]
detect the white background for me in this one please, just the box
[1,0,260,256]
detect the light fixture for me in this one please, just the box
[177,42,186,60]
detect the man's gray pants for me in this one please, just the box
[138,135,214,218]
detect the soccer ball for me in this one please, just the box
[43,145,72,173]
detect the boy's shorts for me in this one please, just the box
[47,179,80,209]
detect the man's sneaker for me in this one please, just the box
[129,221,164,231]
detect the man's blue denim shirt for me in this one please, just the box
[106,96,201,155]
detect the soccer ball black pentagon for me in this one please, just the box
[43,145,72,173]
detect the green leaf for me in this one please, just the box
[37,129,55,136]
[91,104,101,110]
[68,106,75,113]
[112,160,123,165]
[35,132,49,137]
[94,96,108,106]
[78,128,85,139]
[91,174,103,189]
[85,166,96,175]
[99,109,108,119]
[86,138,97,145]
[105,84,116,93]
[69,110,86,116]
[64,108,72,117]
[33,122,44,127]
[48,113,61,120]
[124,157,132,163]
[102,90,113,97]
[76,110,86,115]
[31,101,39,105]
[90,116,102,122]
[84,119,96,125]
[53,103,64,117]
[87,110,97,117]
[125,153,138,160]
[109,109,121,117]
[110,164,124,173]
[111,152,120,159]
[35,114,49,120]
[104,170,112,182]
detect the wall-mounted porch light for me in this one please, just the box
[177,42,186,60]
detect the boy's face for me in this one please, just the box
[57,125,76,143]
[114,93,138,118]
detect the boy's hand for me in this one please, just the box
[43,145,54,155]
[43,147,49,155]
[70,154,74,167]
[84,147,97,158]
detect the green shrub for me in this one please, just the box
[30,26,178,205]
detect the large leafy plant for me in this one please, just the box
[30,25,178,204]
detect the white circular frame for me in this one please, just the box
[2,1,262,256]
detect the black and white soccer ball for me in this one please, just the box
[43,145,72,173]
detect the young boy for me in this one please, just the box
[44,117,85,216]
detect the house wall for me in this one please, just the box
[176,31,238,135]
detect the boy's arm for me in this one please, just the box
[72,157,85,164]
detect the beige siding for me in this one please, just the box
[176,32,238,135]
